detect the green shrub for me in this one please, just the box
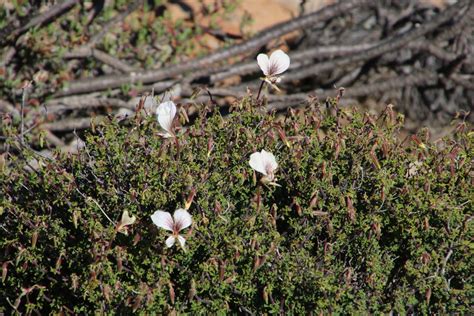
[1,99,472,314]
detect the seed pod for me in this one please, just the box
[276,126,290,148]
[334,140,341,159]
[219,260,226,281]
[321,161,327,179]
[263,286,269,304]
[31,231,38,249]
[346,196,356,223]
[253,256,260,271]
[421,252,431,265]
[426,288,432,304]
[382,141,389,158]
[133,233,141,246]
[270,204,277,227]
[370,144,381,169]
[371,222,381,240]
[326,220,334,237]
[185,187,196,210]
[132,295,143,312]
[309,191,319,208]
[366,273,375,287]
[424,181,431,193]
[117,255,123,273]
[103,284,111,303]
[344,268,352,287]
[214,201,222,214]
[168,282,175,305]
[55,254,63,272]
[2,261,10,282]
[207,137,214,157]
[188,279,196,300]
[292,197,302,216]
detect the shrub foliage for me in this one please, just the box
[1,99,472,314]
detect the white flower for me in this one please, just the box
[156,101,177,138]
[249,149,278,182]
[257,49,290,85]
[151,208,192,248]
[116,210,136,235]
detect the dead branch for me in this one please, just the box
[41,116,107,132]
[44,97,135,113]
[286,0,470,81]
[43,129,66,148]
[55,0,373,96]
[63,48,135,73]
[208,43,377,83]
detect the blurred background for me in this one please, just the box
[0,0,472,153]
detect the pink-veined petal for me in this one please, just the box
[165,236,176,248]
[260,149,278,173]
[156,101,176,135]
[173,208,192,231]
[177,235,186,248]
[151,210,174,232]
[257,54,270,76]
[249,151,268,176]
[269,50,290,75]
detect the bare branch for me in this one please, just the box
[209,43,377,83]
[64,48,135,73]
[45,97,134,112]
[41,116,106,132]
[285,0,469,81]
[55,0,374,96]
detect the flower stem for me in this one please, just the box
[256,80,265,101]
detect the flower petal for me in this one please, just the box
[117,210,136,235]
[249,151,267,176]
[165,236,176,248]
[269,50,290,75]
[121,210,136,227]
[158,131,174,138]
[156,101,177,135]
[260,149,278,172]
[257,53,270,76]
[151,210,174,232]
[143,96,157,112]
[173,208,192,231]
[177,235,186,248]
